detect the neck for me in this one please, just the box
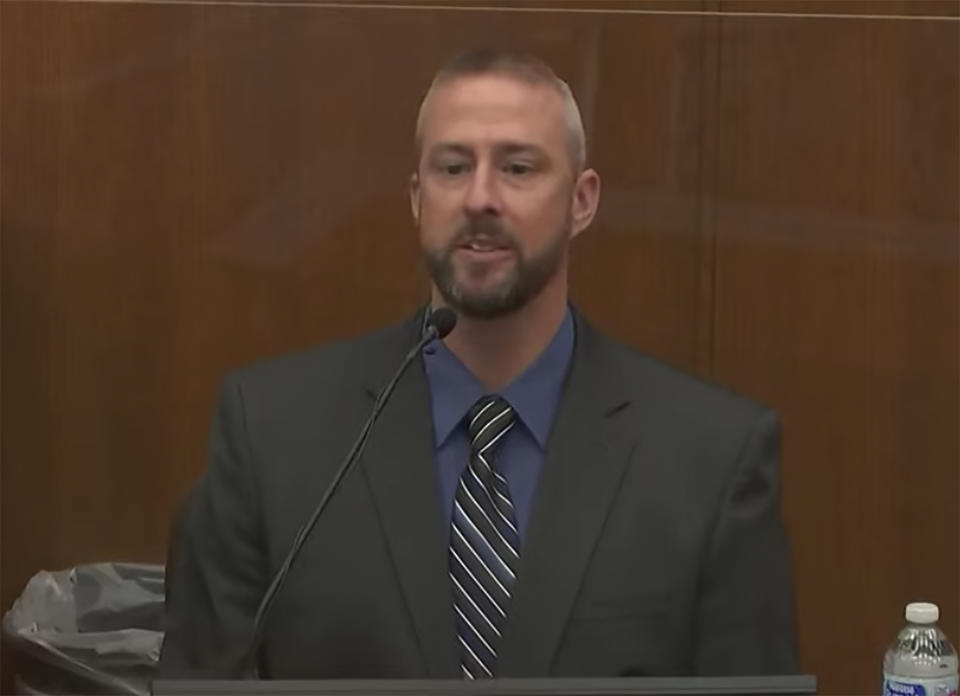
[434,273,568,392]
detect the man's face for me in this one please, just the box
[411,74,595,319]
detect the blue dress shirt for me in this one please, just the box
[422,308,574,546]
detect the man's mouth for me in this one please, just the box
[459,238,511,253]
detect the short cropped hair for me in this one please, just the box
[415,49,587,173]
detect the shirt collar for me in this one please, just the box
[423,307,574,449]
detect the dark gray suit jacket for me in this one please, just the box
[158,310,797,679]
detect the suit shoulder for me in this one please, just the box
[225,321,407,396]
[590,330,775,425]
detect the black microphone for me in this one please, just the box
[242,307,457,677]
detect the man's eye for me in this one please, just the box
[504,162,534,176]
[440,163,468,175]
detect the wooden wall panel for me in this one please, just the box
[568,11,709,372]
[0,1,709,689]
[718,0,960,17]
[1,2,957,695]
[711,8,959,694]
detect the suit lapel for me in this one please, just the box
[359,313,460,678]
[497,314,635,676]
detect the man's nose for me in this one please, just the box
[463,162,502,217]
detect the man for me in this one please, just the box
[158,50,797,680]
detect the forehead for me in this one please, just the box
[419,74,567,152]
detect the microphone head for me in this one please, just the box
[427,307,457,339]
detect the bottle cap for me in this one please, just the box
[905,602,940,624]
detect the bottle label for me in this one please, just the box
[883,673,959,696]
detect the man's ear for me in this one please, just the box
[409,171,421,224]
[570,168,601,239]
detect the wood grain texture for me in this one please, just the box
[0,1,709,689]
[716,0,959,17]
[1,1,957,694]
[711,7,959,692]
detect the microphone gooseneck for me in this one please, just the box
[242,308,457,676]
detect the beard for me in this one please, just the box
[423,215,569,320]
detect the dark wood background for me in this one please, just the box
[2,1,957,693]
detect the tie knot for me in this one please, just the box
[467,395,515,455]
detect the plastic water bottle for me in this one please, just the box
[883,602,958,696]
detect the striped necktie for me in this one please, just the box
[449,395,520,679]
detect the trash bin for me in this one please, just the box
[2,563,164,695]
